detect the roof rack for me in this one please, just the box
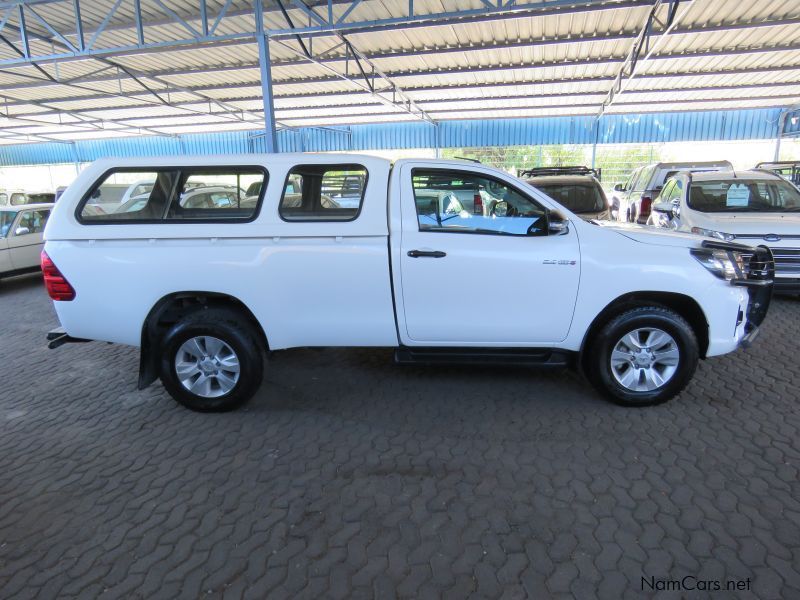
[517,165,601,181]
[755,161,800,168]
[754,162,800,185]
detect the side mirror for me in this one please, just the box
[651,200,673,215]
[14,226,30,236]
[671,202,681,219]
[547,210,569,235]
[492,200,509,217]
[614,183,624,192]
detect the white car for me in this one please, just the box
[0,203,53,282]
[43,154,773,411]
[613,161,732,224]
[648,169,800,293]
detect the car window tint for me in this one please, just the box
[412,169,548,236]
[16,209,49,234]
[80,170,177,221]
[27,193,55,204]
[688,179,800,212]
[659,181,674,201]
[280,164,367,221]
[0,211,15,236]
[167,170,265,220]
[537,184,605,213]
[633,167,654,191]
[667,180,683,202]
[79,168,267,223]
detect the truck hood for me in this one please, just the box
[691,212,800,235]
[596,221,706,248]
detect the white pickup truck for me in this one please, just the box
[43,154,773,411]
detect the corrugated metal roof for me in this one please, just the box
[0,0,796,156]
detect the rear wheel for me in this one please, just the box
[159,308,264,411]
[586,307,699,406]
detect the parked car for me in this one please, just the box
[43,155,773,411]
[614,161,732,224]
[519,166,610,221]
[755,161,800,188]
[609,167,642,222]
[178,185,245,210]
[0,203,53,282]
[648,169,800,293]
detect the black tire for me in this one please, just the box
[585,306,699,407]
[159,308,264,412]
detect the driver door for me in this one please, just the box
[398,164,581,345]
[7,209,49,270]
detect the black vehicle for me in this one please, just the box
[519,166,610,221]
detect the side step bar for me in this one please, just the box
[394,347,573,367]
[46,327,90,349]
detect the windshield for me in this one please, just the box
[688,179,800,213]
[536,184,606,214]
[0,211,15,237]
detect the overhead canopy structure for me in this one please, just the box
[0,0,798,150]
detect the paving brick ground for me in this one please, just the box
[1,273,799,599]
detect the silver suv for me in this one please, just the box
[614,161,732,224]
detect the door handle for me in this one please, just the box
[407,249,446,258]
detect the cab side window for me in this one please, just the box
[633,166,654,192]
[411,169,548,236]
[279,164,367,222]
[15,209,50,235]
[667,180,683,202]
[659,181,675,202]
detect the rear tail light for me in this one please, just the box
[639,195,653,219]
[41,251,75,301]
[473,193,483,215]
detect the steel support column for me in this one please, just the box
[254,0,277,153]
[774,109,787,162]
[70,141,81,175]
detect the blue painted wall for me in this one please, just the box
[0,108,784,167]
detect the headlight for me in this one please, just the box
[690,247,746,281]
[691,227,736,242]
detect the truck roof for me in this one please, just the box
[686,169,784,182]
[526,175,598,186]
[647,160,732,169]
[0,202,55,211]
[87,153,394,170]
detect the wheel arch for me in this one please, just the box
[579,291,709,375]
[138,291,268,390]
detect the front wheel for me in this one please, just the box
[586,307,699,407]
[159,308,264,412]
